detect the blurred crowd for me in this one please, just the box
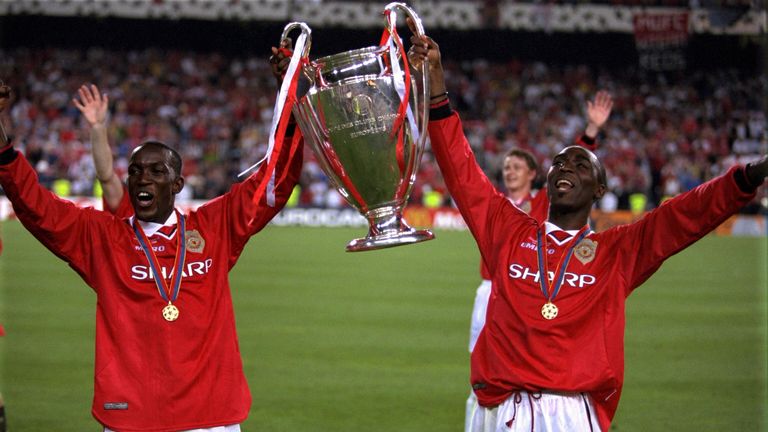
[0,46,765,213]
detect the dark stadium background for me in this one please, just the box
[0,3,766,431]
[1,14,763,68]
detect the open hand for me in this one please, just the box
[73,84,109,128]
[586,90,613,130]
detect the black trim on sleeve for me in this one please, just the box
[733,166,759,193]
[429,100,453,121]
[0,146,17,166]
[580,134,596,146]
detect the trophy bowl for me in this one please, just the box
[287,3,435,251]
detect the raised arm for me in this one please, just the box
[409,33,531,269]
[584,90,613,140]
[0,83,104,275]
[616,154,766,292]
[73,84,124,213]
[575,90,613,150]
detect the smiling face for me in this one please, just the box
[546,146,606,213]
[127,142,184,223]
[503,154,537,196]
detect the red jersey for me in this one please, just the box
[0,140,303,431]
[479,135,595,280]
[106,184,133,218]
[429,107,756,431]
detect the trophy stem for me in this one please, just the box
[346,206,434,252]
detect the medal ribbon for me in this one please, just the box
[133,211,187,304]
[536,225,589,304]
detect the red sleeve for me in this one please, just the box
[428,107,531,272]
[104,184,133,218]
[0,151,105,280]
[610,165,757,294]
[575,134,597,151]
[194,133,304,268]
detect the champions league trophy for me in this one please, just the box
[282,3,434,251]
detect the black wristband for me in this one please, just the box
[580,134,596,145]
[0,143,17,165]
[734,166,760,193]
[430,91,448,100]
[429,99,452,121]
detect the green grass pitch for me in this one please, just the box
[0,220,765,431]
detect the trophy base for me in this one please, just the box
[346,228,435,252]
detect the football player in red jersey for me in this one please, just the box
[410,33,767,432]
[466,92,612,431]
[0,67,304,431]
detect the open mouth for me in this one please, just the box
[136,191,155,207]
[555,179,574,191]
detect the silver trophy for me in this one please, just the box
[284,3,434,251]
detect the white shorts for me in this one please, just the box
[469,279,492,352]
[105,424,240,432]
[468,391,601,432]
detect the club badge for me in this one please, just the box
[185,230,205,253]
[574,238,597,265]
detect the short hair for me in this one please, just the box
[504,148,538,173]
[559,146,607,188]
[132,140,183,178]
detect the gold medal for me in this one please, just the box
[134,212,188,325]
[536,226,590,321]
[541,302,558,320]
[162,302,180,322]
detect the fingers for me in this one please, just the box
[72,97,85,112]
[406,17,417,35]
[270,40,295,81]
[75,84,108,106]
[89,83,102,102]
[78,85,92,105]
[408,34,430,61]
[593,90,613,110]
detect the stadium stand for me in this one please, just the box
[0,0,764,213]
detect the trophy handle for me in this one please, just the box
[384,2,425,37]
[280,22,312,59]
[382,2,429,204]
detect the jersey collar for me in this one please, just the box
[130,211,178,238]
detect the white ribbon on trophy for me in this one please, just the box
[239,29,309,207]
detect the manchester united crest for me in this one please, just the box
[185,230,205,253]
[574,238,597,264]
